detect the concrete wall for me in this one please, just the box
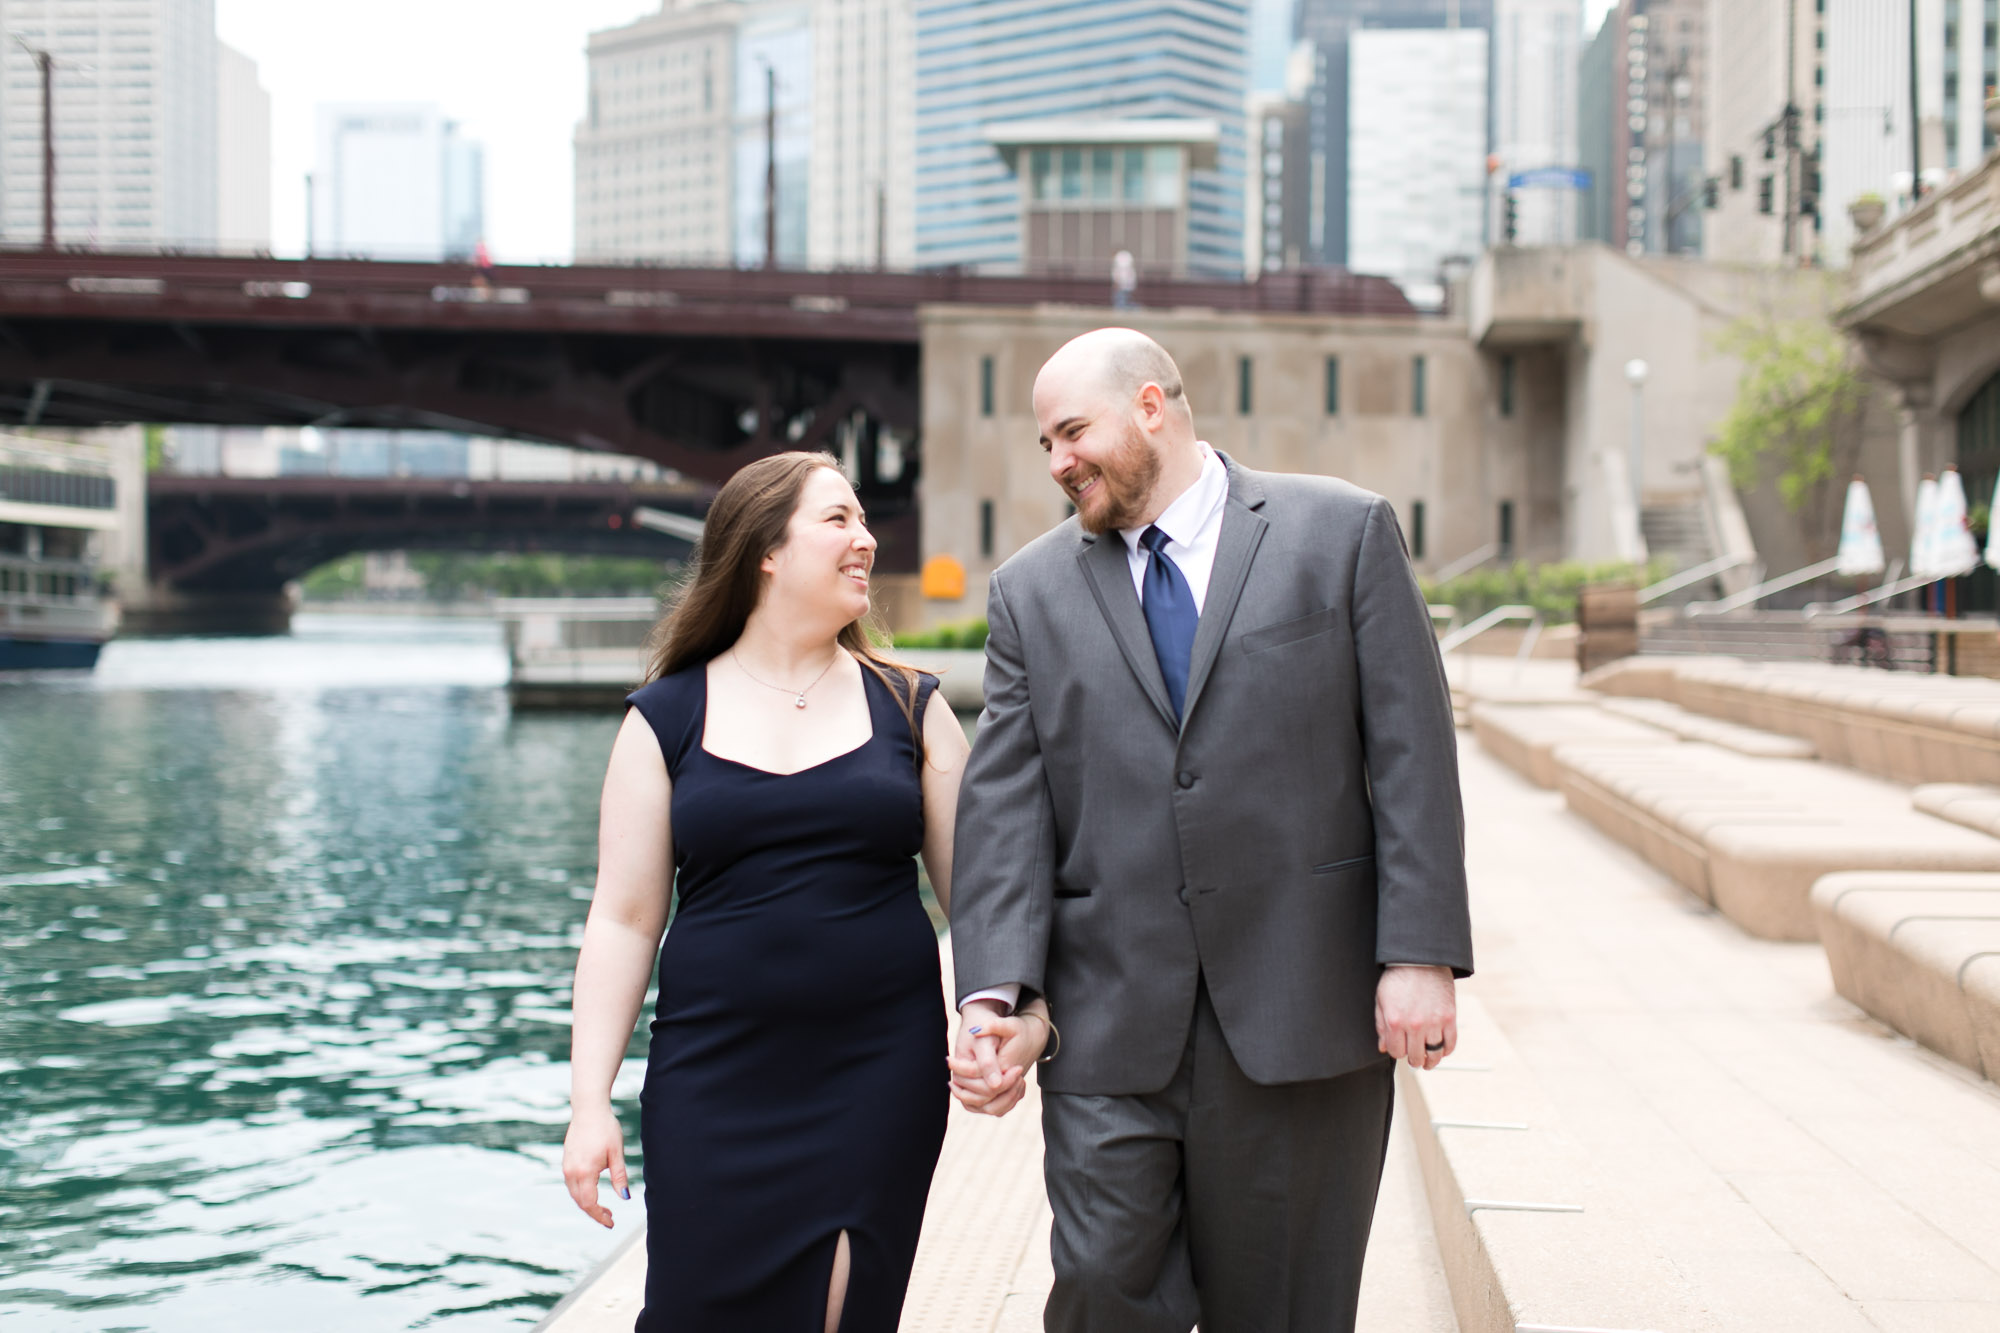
[912,304,1563,630]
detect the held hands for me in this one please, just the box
[562,1102,631,1228]
[949,999,1050,1117]
[1375,964,1457,1071]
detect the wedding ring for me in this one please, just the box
[1423,1040,1445,1053]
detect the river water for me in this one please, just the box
[0,616,714,1329]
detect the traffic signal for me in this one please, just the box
[1702,176,1720,209]
[1757,176,1774,214]
[1503,191,1518,243]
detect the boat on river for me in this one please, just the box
[0,435,121,668]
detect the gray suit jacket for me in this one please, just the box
[950,456,1473,1097]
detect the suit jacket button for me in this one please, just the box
[1177,770,1195,789]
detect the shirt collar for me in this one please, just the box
[1121,443,1227,555]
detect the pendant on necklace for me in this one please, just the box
[795,694,808,709]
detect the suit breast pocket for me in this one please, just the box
[1239,605,1340,655]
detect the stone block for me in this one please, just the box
[1811,873,2000,1081]
[1468,702,1674,789]
[1557,746,2000,941]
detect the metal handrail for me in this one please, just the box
[1438,604,1542,657]
[1682,556,1844,616]
[1637,552,1762,605]
[1803,562,1965,617]
[1432,543,1502,583]
[1428,603,1461,634]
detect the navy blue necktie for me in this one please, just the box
[1139,525,1199,718]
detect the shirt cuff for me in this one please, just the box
[960,984,1020,1014]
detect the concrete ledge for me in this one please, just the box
[1913,782,2000,838]
[1585,657,2000,785]
[1598,696,1816,758]
[1401,993,1706,1333]
[1555,744,2000,939]
[1468,702,1674,789]
[894,648,987,711]
[1811,872,2000,1081]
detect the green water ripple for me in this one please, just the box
[0,655,646,1330]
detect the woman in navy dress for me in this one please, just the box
[561,451,1050,1332]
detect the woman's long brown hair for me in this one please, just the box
[643,451,928,766]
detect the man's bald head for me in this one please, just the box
[1035,328,1192,427]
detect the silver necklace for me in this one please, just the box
[732,647,840,709]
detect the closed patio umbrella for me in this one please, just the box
[1836,476,1885,577]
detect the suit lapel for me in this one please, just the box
[1180,461,1268,728]
[1077,531,1179,733]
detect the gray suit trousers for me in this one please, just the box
[1040,980,1396,1333]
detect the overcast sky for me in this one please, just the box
[216,0,1620,266]
[215,0,659,265]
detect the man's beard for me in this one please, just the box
[1071,425,1162,534]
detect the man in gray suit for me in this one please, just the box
[948,328,1473,1333]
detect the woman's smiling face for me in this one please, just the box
[761,465,876,623]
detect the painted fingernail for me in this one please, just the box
[617,1186,630,1200]
[969,1026,983,1034]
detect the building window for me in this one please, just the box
[1410,501,1426,559]
[1498,500,1515,556]
[980,356,994,417]
[1729,154,1743,189]
[1237,356,1253,416]
[1412,355,1428,417]
[1324,356,1340,415]
[980,500,995,558]
[1499,355,1516,417]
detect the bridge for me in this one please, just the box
[1,247,1413,630]
[0,249,1412,482]
[133,472,747,634]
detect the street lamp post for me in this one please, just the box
[1624,358,1649,515]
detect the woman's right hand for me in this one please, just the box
[563,1103,631,1228]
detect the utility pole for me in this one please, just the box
[305,173,315,257]
[874,182,886,270]
[1908,0,1923,201]
[763,62,778,271]
[30,45,54,250]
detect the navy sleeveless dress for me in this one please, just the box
[623,662,949,1332]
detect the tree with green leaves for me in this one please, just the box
[1709,315,1870,555]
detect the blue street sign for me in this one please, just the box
[1507,167,1594,191]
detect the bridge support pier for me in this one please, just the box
[118,588,296,637]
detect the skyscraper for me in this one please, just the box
[1705,0,1815,263]
[313,103,484,261]
[1348,25,1487,306]
[574,0,912,270]
[574,0,743,265]
[1292,0,1493,266]
[914,0,1250,277]
[1821,0,1910,265]
[0,0,219,248]
[1492,0,1583,246]
[216,41,270,252]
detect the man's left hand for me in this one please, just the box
[1375,964,1456,1070]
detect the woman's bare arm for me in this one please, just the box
[918,691,971,920]
[563,709,673,1227]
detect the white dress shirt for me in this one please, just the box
[961,445,1228,1016]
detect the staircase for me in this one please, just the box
[1638,500,1717,605]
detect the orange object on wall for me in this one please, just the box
[921,554,966,600]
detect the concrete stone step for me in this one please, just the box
[1553,742,2000,939]
[1599,695,1818,758]
[1811,873,2000,1083]
[1588,656,2000,785]
[1913,783,2000,838]
[1401,993,1713,1332]
[1467,701,1675,789]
